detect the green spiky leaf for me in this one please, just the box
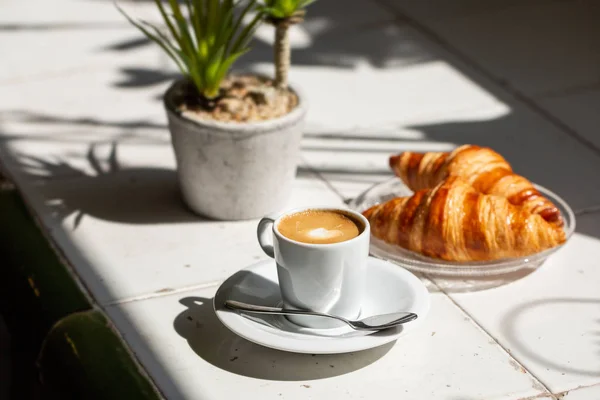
[116,0,264,100]
[259,0,316,18]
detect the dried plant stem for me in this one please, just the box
[274,22,290,90]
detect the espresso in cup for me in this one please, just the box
[277,209,362,244]
[257,206,370,329]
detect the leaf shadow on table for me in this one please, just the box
[501,297,600,377]
[173,271,395,381]
[3,146,321,229]
[0,111,324,227]
[2,141,205,226]
[0,110,207,225]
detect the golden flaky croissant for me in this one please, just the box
[362,176,566,262]
[389,145,563,227]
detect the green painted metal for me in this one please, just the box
[38,310,162,400]
[0,189,93,398]
[0,186,162,399]
[0,190,92,332]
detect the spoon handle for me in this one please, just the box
[224,300,418,331]
[224,300,337,319]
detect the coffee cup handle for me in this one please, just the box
[257,216,276,258]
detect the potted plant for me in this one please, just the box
[117,0,313,220]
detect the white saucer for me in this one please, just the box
[213,257,431,354]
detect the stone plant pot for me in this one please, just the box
[163,78,307,220]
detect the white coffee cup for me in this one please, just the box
[257,206,370,329]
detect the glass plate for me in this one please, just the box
[348,178,576,277]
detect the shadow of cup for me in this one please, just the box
[501,297,600,377]
[173,296,395,381]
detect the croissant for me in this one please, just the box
[389,145,563,227]
[362,176,566,262]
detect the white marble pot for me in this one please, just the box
[163,78,307,221]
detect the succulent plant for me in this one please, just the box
[117,0,264,101]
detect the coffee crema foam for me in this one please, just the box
[277,210,361,244]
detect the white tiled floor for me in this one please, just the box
[562,384,600,400]
[383,0,600,97]
[0,68,170,131]
[538,87,600,151]
[304,102,600,211]
[0,0,171,83]
[0,0,392,85]
[438,212,600,394]
[238,20,507,135]
[380,0,543,20]
[106,287,551,400]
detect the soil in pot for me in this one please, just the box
[176,75,299,123]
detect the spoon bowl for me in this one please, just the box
[224,300,418,331]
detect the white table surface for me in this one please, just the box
[2,0,600,399]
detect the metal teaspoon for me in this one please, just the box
[224,300,418,331]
